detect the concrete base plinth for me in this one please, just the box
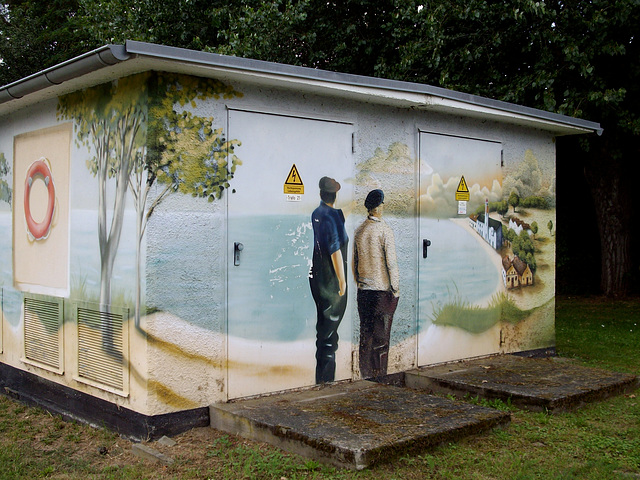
[406,355,639,412]
[210,381,510,470]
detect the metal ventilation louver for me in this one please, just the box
[76,302,129,395]
[23,294,64,373]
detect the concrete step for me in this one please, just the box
[406,354,639,412]
[210,380,510,470]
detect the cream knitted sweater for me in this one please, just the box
[353,216,399,295]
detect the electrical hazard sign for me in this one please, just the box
[284,164,304,195]
[455,175,470,201]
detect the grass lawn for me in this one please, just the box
[1,295,638,479]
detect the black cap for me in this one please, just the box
[364,189,384,210]
[319,176,341,192]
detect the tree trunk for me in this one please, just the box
[134,186,145,328]
[99,245,116,350]
[584,141,633,297]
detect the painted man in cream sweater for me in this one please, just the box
[353,189,399,380]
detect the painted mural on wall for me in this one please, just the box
[224,136,410,397]
[309,176,349,383]
[418,133,556,364]
[0,72,244,411]
[42,72,244,407]
[0,152,11,326]
[56,72,242,324]
[0,68,559,412]
[225,111,355,398]
[11,125,72,299]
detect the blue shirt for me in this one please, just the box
[310,202,348,289]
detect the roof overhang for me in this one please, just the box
[0,40,602,136]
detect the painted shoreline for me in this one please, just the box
[449,216,506,307]
[450,211,556,312]
[414,217,505,364]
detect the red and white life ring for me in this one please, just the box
[24,159,56,240]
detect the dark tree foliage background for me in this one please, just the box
[0,0,99,85]
[2,0,638,295]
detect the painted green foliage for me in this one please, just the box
[57,72,242,324]
[146,73,242,206]
[354,142,415,216]
[0,152,10,205]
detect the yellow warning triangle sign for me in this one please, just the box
[456,175,469,193]
[285,164,303,185]
[284,164,304,194]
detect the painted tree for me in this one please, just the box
[130,72,242,324]
[497,199,509,218]
[59,72,242,325]
[58,76,146,310]
[508,192,520,214]
[513,230,536,272]
[502,151,544,202]
[0,153,11,205]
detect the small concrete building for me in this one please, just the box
[0,41,600,438]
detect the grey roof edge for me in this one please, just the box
[124,41,603,136]
[0,40,602,136]
[0,44,131,103]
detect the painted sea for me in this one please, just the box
[0,212,22,325]
[1,211,501,342]
[418,218,502,325]
[224,215,500,342]
[0,209,138,325]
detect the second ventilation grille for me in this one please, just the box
[76,303,129,395]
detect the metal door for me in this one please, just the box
[227,109,354,399]
[418,132,503,366]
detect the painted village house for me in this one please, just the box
[0,42,601,439]
[509,217,533,236]
[502,255,534,289]
[469,199,503,250]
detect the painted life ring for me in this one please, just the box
[24,159,56,240]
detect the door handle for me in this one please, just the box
[423,239,431,259]
[234,242,244,266]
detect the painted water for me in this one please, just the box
[1,211,502,343]
[225,215,500,342]
[0,209,138,325]
[69,209,138,299]
[418,218,502,325]
[0,212,21,325]
[227,215,318,342]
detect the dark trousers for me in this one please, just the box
[357,289,399,380]
[310,278,347,383]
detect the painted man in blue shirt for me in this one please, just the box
[309,176,348,383]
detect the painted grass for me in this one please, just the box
[0,295,638,479]
[432,292,530,334]
[71,273,135,309]
[70,274,137,318]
